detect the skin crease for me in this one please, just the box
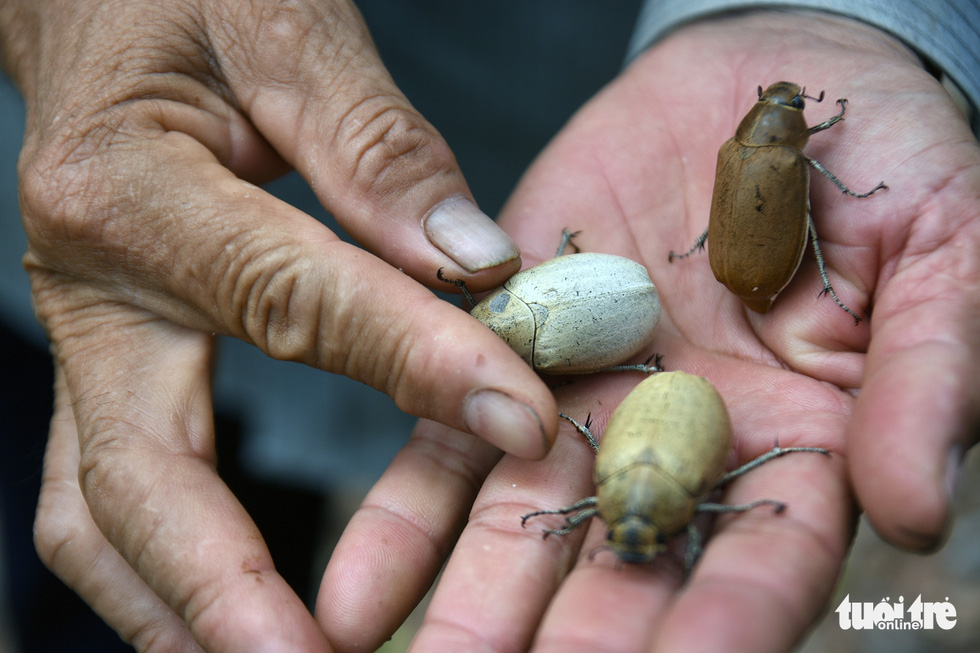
[2,4,977,653]
[324,11,980,653]
[5,0,555,651]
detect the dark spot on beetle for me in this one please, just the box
[754,185,765,212]
[768,134,779,143]
[489,293,511,314]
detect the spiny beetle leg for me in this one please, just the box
[668,228,709,262]
[808,97,847,134]
[555,227,583,257]
[436,267,476,308]
[807,220,862,324]
[521,496,599,536]
[713,445,830,489]
[601,353,665,375]
[806,156,888,198]
[559,411,599,452]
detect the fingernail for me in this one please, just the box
[423,197,520,272]
[464,389,548,458]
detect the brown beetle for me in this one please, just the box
[521,372,829,569]
[670,82,886,323]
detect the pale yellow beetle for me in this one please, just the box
[669,82,886,323]
[441,229,662,374]
[522,371,829,568]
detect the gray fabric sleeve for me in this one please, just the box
[626,0,980,135]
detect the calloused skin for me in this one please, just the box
[321,12,980,653]
[4,4,978,653]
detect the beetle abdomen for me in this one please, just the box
[708,141,809,313]
[595,374,731,496]
[589,372,732,561]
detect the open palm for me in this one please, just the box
[318,12,979,652]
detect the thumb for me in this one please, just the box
[208,0,520,287]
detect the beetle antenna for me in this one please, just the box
[436,267,476,308]
[757,85,763,99]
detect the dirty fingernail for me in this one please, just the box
[424,197,520,272]
[464,389,548,459]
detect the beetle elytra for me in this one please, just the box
[440,229,663,374]
[669,82,886,323]
[521,371,829,569]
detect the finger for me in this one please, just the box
[205,0,519,283]
[35,365,202,652]
[647,449,852,653]
[23,128,556,458]
[531,546,678,652]
[529,387,853,653]
[848,150,980,551]
[316,420,500,651]
[46,309,330,652]
[850,303,980,550]
[409,412,601,652]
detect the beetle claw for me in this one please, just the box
[436,267,476,307]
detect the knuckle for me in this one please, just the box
[223,247,336,365]
[18,134,105,249]
[77,428,141,512]
[221,0,368,85]
[334,97,457,200]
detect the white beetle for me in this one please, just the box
[442,230,662,374]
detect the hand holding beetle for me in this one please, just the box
[325,11,980,652]
[7,0,560,650]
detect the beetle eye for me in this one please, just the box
[791,95,805,110]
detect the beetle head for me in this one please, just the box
[738,82,812,147]
[758,82,826,112]
[605,515,666,564]
[758,82,807,110]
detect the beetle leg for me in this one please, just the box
[807,97,847,134]
[713,445,831,489]
[436,267,476,308]
[668,228,708,262]
[558,411,599,452]
[684,522,703,572]
[806,156,888,198]
[600,353,665,375]
[555,228,583,257]
[521,496,599,536]
[807,219,863,324]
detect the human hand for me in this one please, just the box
[320,11,980,651]
[5,0,560,650]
